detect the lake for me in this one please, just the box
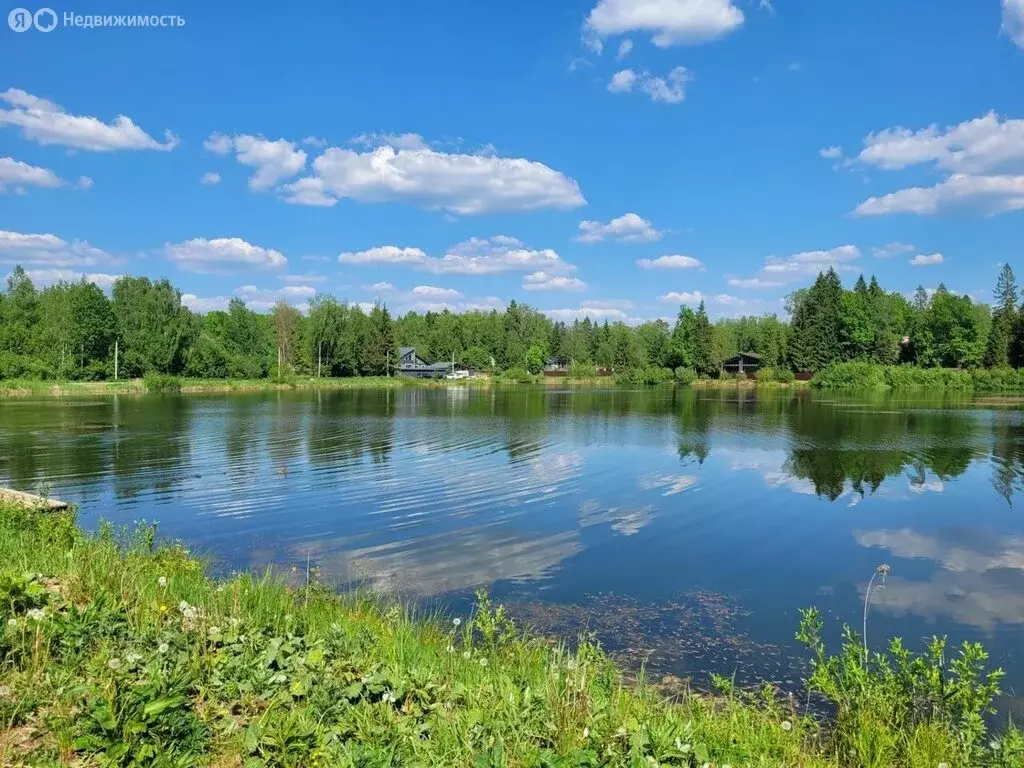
[2,386,1023,709]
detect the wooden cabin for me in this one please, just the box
[397,347,455,379]
[721,351,762,377]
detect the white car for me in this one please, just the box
[445,369,470,380]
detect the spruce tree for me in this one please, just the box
[984,264,1018,368]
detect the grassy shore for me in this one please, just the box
[0,375,491,398]
[1,502,1021,767]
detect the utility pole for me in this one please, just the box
[317,340,322,378]
[277,346,282,380]
[114,339,119,381]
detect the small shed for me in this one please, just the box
[721,351,762,376]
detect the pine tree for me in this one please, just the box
[692,301,716,376]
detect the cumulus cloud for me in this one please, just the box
[607,66,690,103]
[854,174,1024,216]
[200,171,221,185]
[363,281,394,292]
[410,285,463,298]
[637,254,703,269]
[818,146,842,160]
[852,112,1024,216]
[713,293,763,307]
[22,269,120,289]
[544,302,633,322]
[0,230,115,268]
[0,156,65,192]
[205,133,307,191]
[584,0,744,49]
[608,69,638,93]
[658,290,704,303]
[576,212,663,243]
[1005,0,1024,48]
[181,294,231,314]
[910,252,944,266]
[522,271,588,291]
[0,88,177,151]
[280,138,585,214]
[164,237,287,273]
[339,236,576,276]
[872,241,915,259]
[726,277,782,289]
[235,283,317,313]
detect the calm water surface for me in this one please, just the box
[2,387,1023,705]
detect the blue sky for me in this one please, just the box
[2,0,1023,322]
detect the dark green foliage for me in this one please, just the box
[2,263,1023,386]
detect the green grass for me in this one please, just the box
[0,375,492,398]
[811,363,1024,391]
[0,503,1021,767]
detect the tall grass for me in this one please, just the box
[812,362,1024,391]
[0,502,1021,767]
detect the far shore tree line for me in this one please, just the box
[0,263,1022,382]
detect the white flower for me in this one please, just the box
[26,608,45,621]
[158,643,169,654]
[178,600,190,612]
[479,657,488,667]
[157,576,167,588]
[781,720,793,732]
[107,658,122,670]
[208,626,221,637]
[6,618,18,628]
[452,617,462,627]
[229,617,239,627]
[383,691,397,703]
[583,727,590,738]
[125,652,142,664]
[462,651,471,659]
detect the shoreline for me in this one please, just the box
[0,500,1020,766]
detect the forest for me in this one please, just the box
[0,263,1021,382]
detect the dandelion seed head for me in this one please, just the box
[158,643,169,654]
[26,608,45,621]
[107,658,122,670]
[781,720,793,731]
[6,618,17,628]
[157,576,167,588]
[479,657,488,667]
[452,617,461,627]
[463,650,471,659]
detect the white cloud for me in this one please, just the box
[854,173,1024,216]
[235,283,316,313]
[577,212,663,243]
[164,237,287,273]
[281,273,327,284]
[0,156,64,191]
[910,252,944,266]
[608,69,638,93]
[340,236,576,276]
[872,241,915,259]
[349,132,429,150]
[0,88,177,151]
[522,271,588,291]
[182,294,230,314]
[0,230,115,268]
[850,111,1024,217]
[1005,0,1024,48]
[637,254,703,269]
[281,140,585,214]
[857,112,1024,174]
[762,245,860,277]
[22,269,120,289]
[410,285,463,298]
[616,39,634,59]
[608,66,690,103]
[819,145,842,160]
[544,303,632,322]
[726,277,782,289]
[200,171,221,185]
[584,0,744,49]
[206,133,307,191]
[658,290,703,303]
[363,281,395,292]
